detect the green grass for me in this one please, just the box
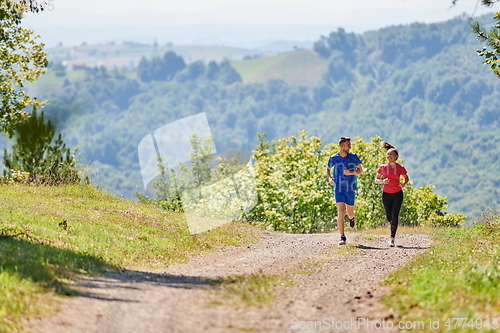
[381,211,500,332]
[0,184,261,332]
[231,49,328,86]
[208,270,292,309]
[35,70,87,85]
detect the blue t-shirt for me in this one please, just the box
[327,152,362,192]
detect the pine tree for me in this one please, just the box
[3,109,80,185]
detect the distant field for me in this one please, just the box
[27,45,326,95]
[25,67,139,97]
[46,44,272,69]
[231,49,328,86]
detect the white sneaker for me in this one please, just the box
[389,237,395,247]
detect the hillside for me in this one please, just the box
[231,49,327,86]
[46,43,273,69]
[13,13,500,219]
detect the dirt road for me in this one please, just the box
[27,231,430,333]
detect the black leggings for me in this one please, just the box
[382,191,404,238]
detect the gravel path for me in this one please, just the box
[27,230,430,333]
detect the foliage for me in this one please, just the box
[137,50,241,84]
[150,156,184,211]
[247,132,465,233]
[29,14,500,217]
[175,59,242,84]
[2,109,81,185]
[149,134,258,234]
[402,185,466,227]
[313,27,363,62]
[151,133,215,210]
[137,51,186,83]
[382,211,500,332]
[473,11,500,77]
[0,0,48,135]
[246,131,335,233]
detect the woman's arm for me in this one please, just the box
[400,174,410,188]
[375,173,387,184]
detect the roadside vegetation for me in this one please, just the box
[382,209,500,332]
[0,184,261,332]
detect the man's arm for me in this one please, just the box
[325,166,334,185]
[326,166,333,179]
[344,165,363,176]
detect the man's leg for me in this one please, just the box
[345,191,356,227]
[346,204,355,221]
[336,202,346,237]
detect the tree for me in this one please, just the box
[137,51,186,82]
[452,0,500,77]
[473,11,500,77]
[313,27,363,63]
[0,0,49,136]
[3,109,80,185]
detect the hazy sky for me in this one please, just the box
[23,0,494,48]
[51,0,485,15]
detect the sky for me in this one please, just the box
[23,0,495,48]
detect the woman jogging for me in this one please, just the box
[375,141,409,247]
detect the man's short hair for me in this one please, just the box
[338,137,351,144]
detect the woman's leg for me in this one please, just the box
[382,192,393,224]
[390,191,404,238]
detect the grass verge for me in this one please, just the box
[208,270,292,309]
[381,211,499,332]
[0,184,262,332]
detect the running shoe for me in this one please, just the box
[339,235,347,245]
[389,237,395,247]
[349,217,355,228]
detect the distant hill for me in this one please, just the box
[16,13,500,219]
[231,49,327,86]
[45,43,276,69]
[31,47,325,93]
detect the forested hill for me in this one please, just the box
[18,13,500,218]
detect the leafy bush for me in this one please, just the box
[402,185,466,227]
[246,131,338,233]
[247,132,466,233]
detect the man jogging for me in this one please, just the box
[325,137,363,245]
